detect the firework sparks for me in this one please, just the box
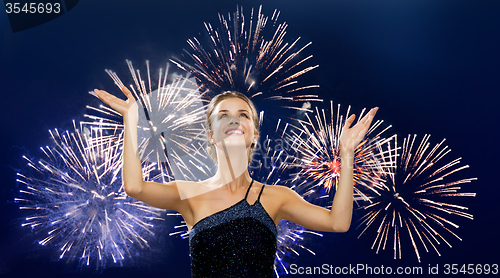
[281,101,393,206]
[171,5,322,111]
[356,134,477,262]
[86,60,215,184]
[274,221,322,276]
[15,121,165,269]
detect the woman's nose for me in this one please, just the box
[228,116,240,125]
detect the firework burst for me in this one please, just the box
[356,134,477,262]
[281,102,393,206]
[86,60,215,184]
[171,5,322,111]
[15,121,165,269]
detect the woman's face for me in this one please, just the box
[209,97,258,150]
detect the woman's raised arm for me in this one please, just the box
[93,87,190,216]
[276,107,378,232]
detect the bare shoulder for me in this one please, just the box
[257,183,300,205]
[262,183,298,196]
[257,183,305,224]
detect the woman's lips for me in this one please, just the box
[225,128,244,135]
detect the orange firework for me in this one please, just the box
[283,102,393,203]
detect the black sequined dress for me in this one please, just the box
[189,180,278,277]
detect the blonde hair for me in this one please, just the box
[206,91,259,163]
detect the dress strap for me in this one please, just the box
[244,179,255,200]
[257,183,266,201]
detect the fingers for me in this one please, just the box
[121,86,135,100]
[344,114,356,129]
[345,107,379,130]
[93,89,113,104]
[340,107,379,153]
[369,107,379,118]
[357,107,379,136]
[361,107,379,125]
[94,88,126,110]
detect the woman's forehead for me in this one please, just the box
[214,97,250,112]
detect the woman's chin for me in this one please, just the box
[220,136,247,148]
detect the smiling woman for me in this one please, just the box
[93,86,378,277]
[205,91,260,164]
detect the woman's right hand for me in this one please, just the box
[94,86,138,123]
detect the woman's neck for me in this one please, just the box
[213,139,252,192]
[212,170,252,193]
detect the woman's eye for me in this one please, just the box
[240,113,248,118]
[219,114,227,119]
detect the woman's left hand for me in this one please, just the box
[339,107,379,155]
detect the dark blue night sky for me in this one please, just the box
[0,0,499,277]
